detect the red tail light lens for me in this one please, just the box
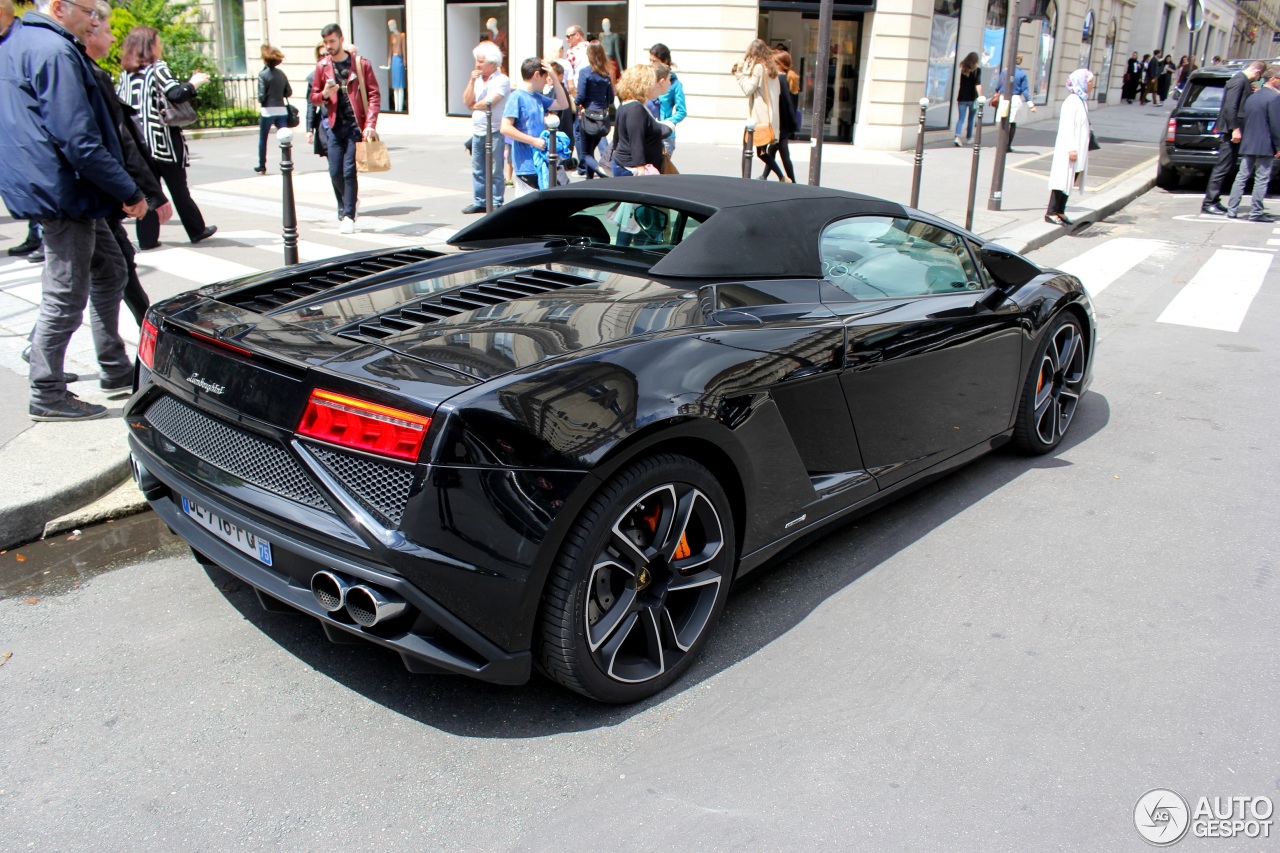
[1166,118,1177,143]
[296,389,431,462]
[139,319,159,368]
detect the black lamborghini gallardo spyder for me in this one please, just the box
[126,176,1095,702]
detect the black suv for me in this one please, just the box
[1157,63,1237,189]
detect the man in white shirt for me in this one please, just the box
[461,41,509,213]
[562,24,589,97]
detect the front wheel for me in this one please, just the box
[536,454,736,703]
[1012,313,1088,454]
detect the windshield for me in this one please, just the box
[1182,80,1224,113]
[544,201,704,253]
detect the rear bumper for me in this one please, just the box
[1161,142,1220,172]
[130,439,532,685]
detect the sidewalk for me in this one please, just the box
[0,99,1169,549]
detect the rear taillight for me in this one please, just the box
[1166,118,1177,143]
[138,319,158,368]
[296,389,431,462]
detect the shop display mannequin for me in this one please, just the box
[486,17,508,73]
[381,20,407,112]
[600,17,624,83]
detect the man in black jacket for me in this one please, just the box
[1203,60,1266,215]
[1226,65,1280,222]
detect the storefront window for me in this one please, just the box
[446,2,509,116]
[1098,17,1115,102]
[353,1,408,113]
[925,0,962,130]
[554,2,627,80]
[215,0,246,75]
[982,0,1007,101]
[1033,0,1057,105]
[1081,9,1094,72]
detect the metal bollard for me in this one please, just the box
[909,97,928,209]
[545,114,560,187]
[484,104,494,213]
[965,98,986,232]
[277,126,299,266]
[742,120,756,179]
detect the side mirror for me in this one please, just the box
[978,242,1041,290]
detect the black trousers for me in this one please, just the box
[135,158,207,246]
[775,138,796,182]
[108,218,148,325]
[1047,189,1069,216]
[1204,136,1239,204]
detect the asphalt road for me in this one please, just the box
[1,187,1277,851]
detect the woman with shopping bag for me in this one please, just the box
[733,39,783,179]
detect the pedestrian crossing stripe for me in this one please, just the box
[1053,237,1167,297]
[1156,248,1271,333]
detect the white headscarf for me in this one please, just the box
[1067,68,1094,105]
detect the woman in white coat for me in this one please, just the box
[1046,68,1094,226]
[733,39,785,180]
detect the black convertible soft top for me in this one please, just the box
[448,175,908,279]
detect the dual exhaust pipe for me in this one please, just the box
[311,571,406,627]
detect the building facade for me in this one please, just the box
[203,0,1138,150]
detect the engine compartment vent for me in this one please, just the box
[221,248,441,314]
[339,268,599,343]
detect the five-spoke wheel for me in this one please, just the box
[1014,313,1088,453]
[538,455,735,703]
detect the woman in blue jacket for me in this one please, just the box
[648,43,685,157]
[576,42,615,178]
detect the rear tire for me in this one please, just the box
[1156,163,1180,190]
[1012,313,1088,454]
[536,454,735,703]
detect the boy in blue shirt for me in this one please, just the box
[501,57,569,196]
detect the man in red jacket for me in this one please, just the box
[309,23,380,234]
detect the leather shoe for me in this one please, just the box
[29,394,106,423]
[253,165,267,174]
[460,203,486,214]
[100,374,134,392]
[1249,213,1277,222]
[7,236,41,256]
[192,225,217,244]
[1201,201,1228,215]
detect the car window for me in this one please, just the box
[820,216,984,299]
[558,201,702,252]
[1183,80,1224,113]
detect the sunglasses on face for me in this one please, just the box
[62,0,105,21]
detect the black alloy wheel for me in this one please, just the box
[1013,313,1087,453]
[537,454,735,703]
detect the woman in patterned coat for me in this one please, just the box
[117,26,216,249]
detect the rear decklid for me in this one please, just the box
[1172,76,1227,153]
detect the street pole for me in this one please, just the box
[277,126,299,266]
[742,120,756,178]
[909,97,928,208]
[966,97,986,230]
[536,0,544,61]
[484,104,494,213]
[545,114,559,187]
[987,0,1021,211]
[807,0,835,186]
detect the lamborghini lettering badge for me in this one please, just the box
[186,373,226,395]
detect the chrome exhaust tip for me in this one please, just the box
[311,571,350,613]
[344,584,406,627]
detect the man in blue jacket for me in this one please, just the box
[0,0,147,421]
[993,54,1038,153]
[1227,65,1280,223]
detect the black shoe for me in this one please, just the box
[1201,202,1228,215]
[1249,213,1276,222]
[1227,211,1239,219]
[139,241,162,250]
[460,204,486,214]
[100,374,134,392]
[20,345,81,382]
[192,225,217,244]
[29,394,106,422]
[27,249,44,263]
[7,236,41,256]
[253,165,267,174]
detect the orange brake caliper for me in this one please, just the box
[644,504,691,560]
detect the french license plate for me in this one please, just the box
[1207,120,1216,133]
[182,496,273,566]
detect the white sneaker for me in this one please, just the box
[339,217,354,234]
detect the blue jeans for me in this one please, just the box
[578,128,608,177]
[471,131,505,206]
[325,121,361,220]
[954,101,976,140]
[258,114,289,168]
[1228,154,1274,219]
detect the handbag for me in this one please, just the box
[161,98,198,128]
[352,55,391,172]
[1088,129,1101,151]
[579,107,610,136]
[286,100,300,128]
[356,130,391,172]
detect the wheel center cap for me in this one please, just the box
[636,567,652,591]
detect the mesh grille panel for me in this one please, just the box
[145,396,332,511]
[307,444,415,527]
